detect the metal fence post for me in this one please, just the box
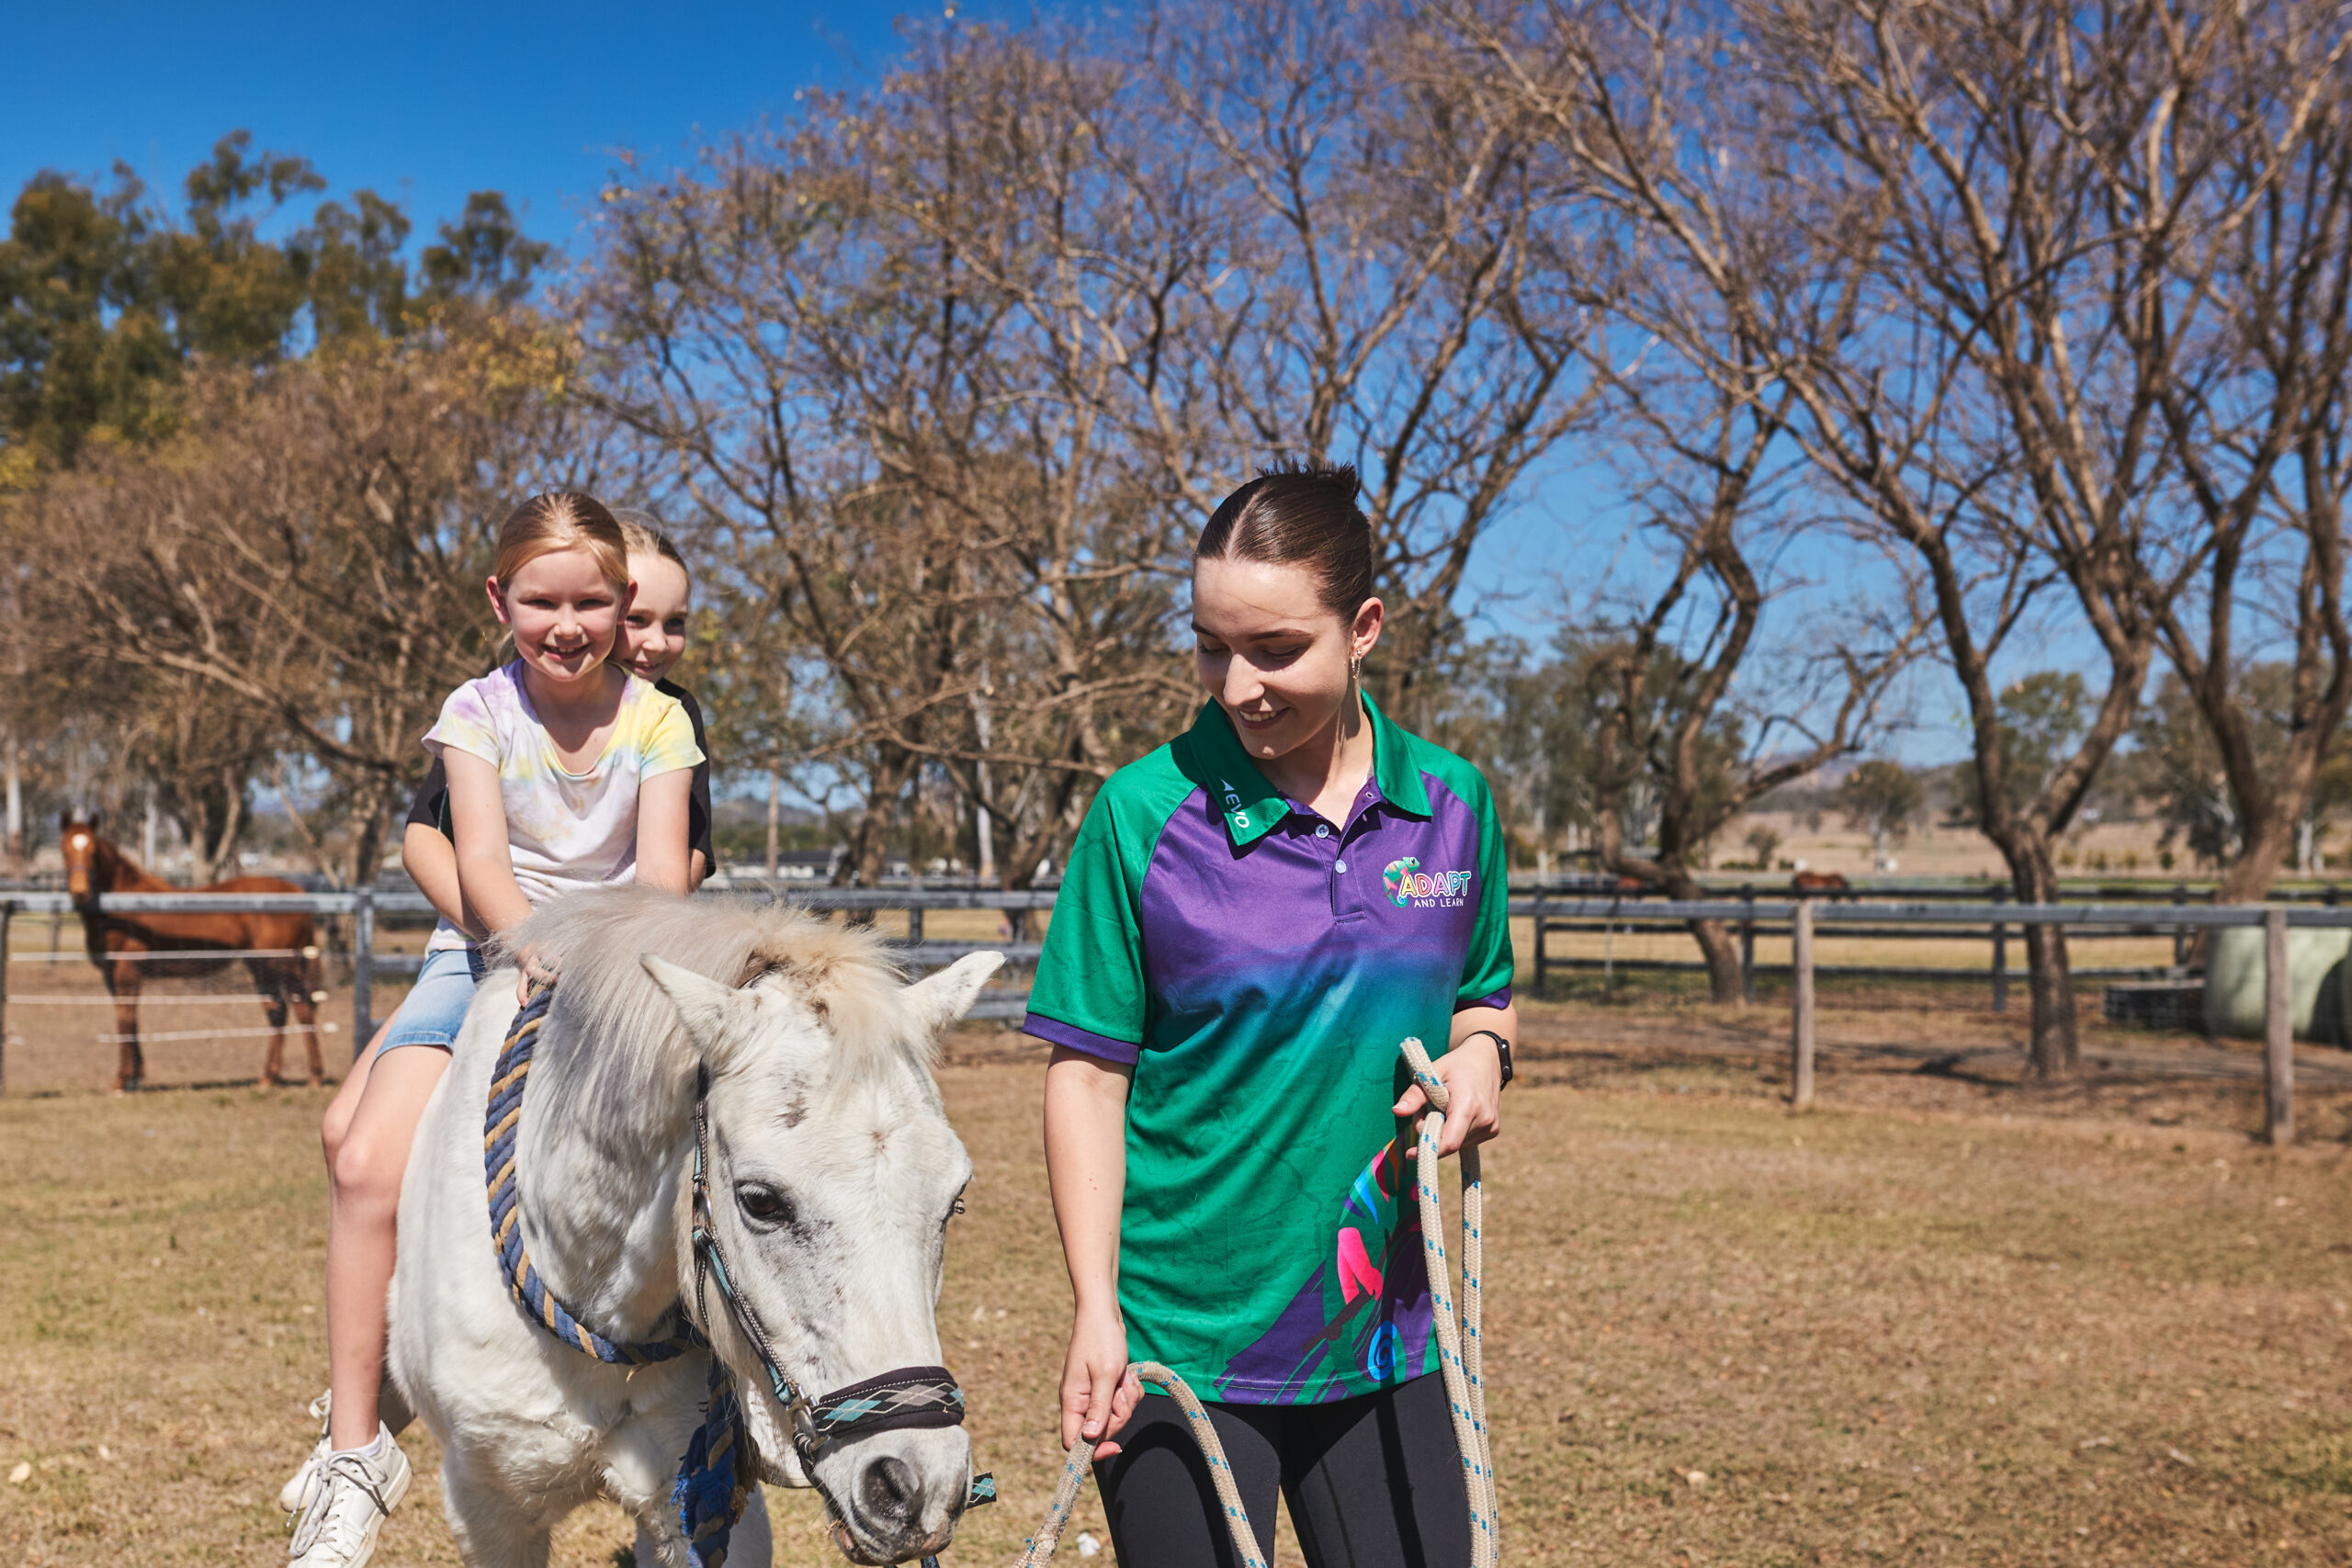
[1791,897,1815,1111]
[1532,890,1548,995]
[352,886,375,1058]
[2265,906,2293,1145]
[2172,881,2191,972]
[1990,886,2009,1013]
[1739,889,1757,1006]
[0,902,12,1097]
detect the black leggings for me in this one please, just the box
[1094,1372,1470,1568]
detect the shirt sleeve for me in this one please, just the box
[1456,777,1514,1010]
[1023,790,1148,1066]
[405,758,450,831]
[423,681,502,767]
[678,687,715,863]
[637,692,706,780]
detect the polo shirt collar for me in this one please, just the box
[1186,694,1430,848]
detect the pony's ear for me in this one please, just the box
[641,954,745,1049]
[902,951,1006,1039]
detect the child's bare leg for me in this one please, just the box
[321,1020,392,1168]
[324,1044,451,1450]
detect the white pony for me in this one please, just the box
[389,886,1002,1568]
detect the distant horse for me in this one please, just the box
[59,813,324,1091]
[1791,870,1852,897]
[390,886,1001,1567]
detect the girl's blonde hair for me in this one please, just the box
[610,507,693,601]
[493,492,629,592]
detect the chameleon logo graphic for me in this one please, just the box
[1384,856,1472,908]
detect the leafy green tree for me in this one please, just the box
[1838,760,1923,867]
[0,167,175,471]
[1954,672,2089,828]
[2125,667,2352,875]
[418,192,548,308]
[1,136,547,479]
[298,190,414,341]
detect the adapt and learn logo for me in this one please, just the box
[1382,856,1472,908]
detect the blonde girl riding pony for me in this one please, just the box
[288,492,702,1568]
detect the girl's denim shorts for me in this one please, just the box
[378,946,489,1055]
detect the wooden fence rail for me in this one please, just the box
[5,888,2339,1138]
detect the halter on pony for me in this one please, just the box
[484,983,990,1568]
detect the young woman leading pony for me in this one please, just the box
[1029,461,1515,1568]
[287,492,701,1568]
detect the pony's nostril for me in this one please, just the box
[860,1455,921,1529]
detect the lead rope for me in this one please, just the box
[1401,1036,1498,1568]
[1010,1360,1264,1568]
[1010,1036,1497,1568]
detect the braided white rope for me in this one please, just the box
[1399,1036,1498,1568]
[1012,1361,1265,1568]
[1011,1037,1498,1568]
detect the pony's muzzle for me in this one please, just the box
[820,1427,970,1565]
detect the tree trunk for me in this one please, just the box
[2004,840,2077,1077]
[2217,808,2297,906]
[1657,863,1744,1006]
[1690,917,1745,1005]
[765,770,781,877]
[339,776,398,893]
[839,745,917,920]
[4,728,20,873]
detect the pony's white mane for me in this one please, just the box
[493,886,927,1134]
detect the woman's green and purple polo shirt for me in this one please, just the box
[1024,696,1513,1405]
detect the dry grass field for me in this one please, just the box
[6,992,2352,1568]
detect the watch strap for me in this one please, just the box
[1462,1027,1513,1087]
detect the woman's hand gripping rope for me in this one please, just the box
[1010,1039,1498,1568]
[1016,1362,1266,1568]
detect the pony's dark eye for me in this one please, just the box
[736,1184,796,1228]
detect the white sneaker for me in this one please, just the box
[288,1427,410,1567]
[280,1393,332,1516]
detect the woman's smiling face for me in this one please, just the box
[487,547,629,688]
[1192,554,1381,763]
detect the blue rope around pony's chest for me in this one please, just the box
[484,984,751,1567]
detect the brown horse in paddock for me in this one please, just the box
[1791,870,1852,897]
[59,813,324,1091]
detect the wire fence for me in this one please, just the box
[6,883,2346,1135]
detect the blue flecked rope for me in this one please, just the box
[483,984,752,1566]
[1400,1037,1498,1568]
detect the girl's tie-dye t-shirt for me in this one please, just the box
[421,660,704,952]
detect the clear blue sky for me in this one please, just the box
[1,0,2002,772]
[1,1,1000,259]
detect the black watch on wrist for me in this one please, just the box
[1464,1028,1513,1088]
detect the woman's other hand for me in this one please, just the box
[1392,1029,1504,1157]
[1059,1306,1142,1456]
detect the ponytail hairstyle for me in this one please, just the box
[610,507,693,603]
[1194,457,1375,619]
[493,491,629,592]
